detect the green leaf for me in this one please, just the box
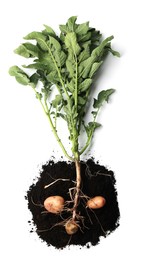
[67,16,77,31]
[63,105,71,119]
[9,66,30,85]
[78,46,90,62]
[66,60,75,78]
[78,32,91,43]
[34,52,56,72]
[85,121,101,137]
[72,105,78,119]
[91,36,114,60]
[98,88,115,102]
[59,24,69,34]
[78,79,92,92]
[59,16,77,35]
[23,62,48,70]
[42,25,56,36]
[45,36,66,67]
[52,95,62,108]
[36,92,42,100]
[57,50,67,67]
[14,45,30,58]
[29,73,39,87]
[37,54,55,72]
[109,48,120,57]
[15,43,40,58]
[93,89,115,109]
[90,121,101,129]
[78,96,86,105]
[79,56,93,78]
[75,22,89,36]
[49,36,61,51]
[53,50,66,67]
[46,70,59,83]
[24,31,46,41]
[89,61,103,78]
[41,83,52,97]
[24,31,48,51]
[67,79,75,92]
[65,32,81,55]
[79,36,114,78]
[23,43,40,57]
[57,113,66,120]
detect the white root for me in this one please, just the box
[44,178,70,189]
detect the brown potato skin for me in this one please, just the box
[87,196,106,209]
[44,196,65,214]
[65,220,78,235]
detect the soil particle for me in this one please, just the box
[27,159,120,249]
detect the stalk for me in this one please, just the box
[72,157,81,221]
[71,53,81,222]
[33,87,73,161]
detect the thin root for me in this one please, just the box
[37,218,69,233]
[44,178,70,189]
[90,208,107,236]
[31,196,43,208]
[95,171,112,178]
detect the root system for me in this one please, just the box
[26,159,120,249]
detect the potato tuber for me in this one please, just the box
[65,220,78,235]
[44,196,65,214]
[87,196,106,209]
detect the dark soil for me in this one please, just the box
[26,159,120,249]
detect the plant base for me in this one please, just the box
[26,159,120,249]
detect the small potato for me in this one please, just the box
[65,220,78,235]
[44,195,64,214]
[87,196,106,209]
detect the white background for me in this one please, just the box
[0,0,143,259]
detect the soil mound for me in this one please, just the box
[27,159,120,249]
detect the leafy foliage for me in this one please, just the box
[9,66,30,85]
[9,16,119,160]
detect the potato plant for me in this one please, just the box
[9,16,119,235]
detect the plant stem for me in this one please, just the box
[32,87,73,161]
[70,55,82,222]
[75,57,78,108]
[72,155,81,221]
